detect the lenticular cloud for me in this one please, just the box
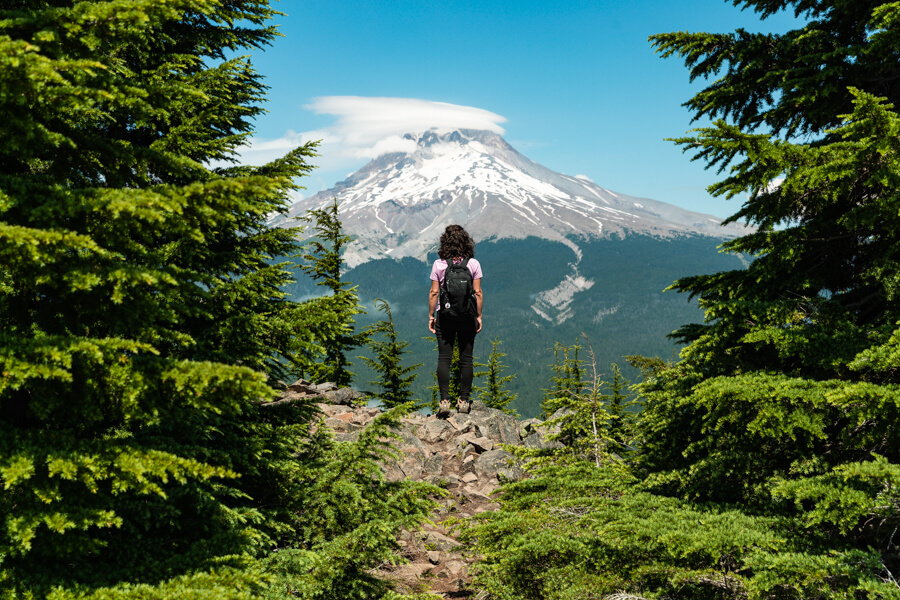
[306,96,507,158]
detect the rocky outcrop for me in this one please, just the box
[285,383,557,598]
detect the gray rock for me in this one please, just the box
[468,436,494,453]
[518,417,544,439]
[462,488,492,503]
[453,408,522,446]
[423,452,444,475]
[285,378,318,394]
[334,430,361,443]
[474,449,525,482]
[322,387,365,406]
[398,453,426,480]
[418,530,461,551]
[417,418,456,443]
[324,417,361,433]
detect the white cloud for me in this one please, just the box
[232,97,507,190]
[574,174,594,183]
[305,97,506,156]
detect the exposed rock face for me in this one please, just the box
[286,384,556,598]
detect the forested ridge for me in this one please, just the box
[3,1,900,599]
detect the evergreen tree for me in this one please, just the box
[604,363,634,453]
[299,198,367,386]
[477,338,518,415]
[0,3,433,599]
[360,299,422,409]
[466,4,900,599]
[540,340,583,418]
[620,1,900,596]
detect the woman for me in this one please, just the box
[428,224,483,416]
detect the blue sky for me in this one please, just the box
[242,0,803,218]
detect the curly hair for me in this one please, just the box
[437,224,475,260]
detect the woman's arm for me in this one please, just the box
[473,278,483,333]
[428,280,440,333]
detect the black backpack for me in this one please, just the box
[440,258,476,321]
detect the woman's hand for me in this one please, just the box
[476,315,482,333]
[429,316,437,334]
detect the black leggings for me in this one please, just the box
[435,314,477,402]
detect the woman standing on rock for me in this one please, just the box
[428,224,483,417]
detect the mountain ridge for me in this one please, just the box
[271,129,748,269]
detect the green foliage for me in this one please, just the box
[360,299,422,409]
[466,5,900,599]
[260,405,440,600]
[477,338,518,415]
[0,2,434,599]
[298,198,368,386]
[541,340,583,419]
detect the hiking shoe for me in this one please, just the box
[457,399,470,414]
[437,399,451,418]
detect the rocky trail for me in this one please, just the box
[284,381,559,598]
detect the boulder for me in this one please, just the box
[423,453,444,476]
[468,436,494,453]
[474,449,525,482]
[453,409,522,446]
[418,530,461,552]
[325,417,361,433]
[322,387,365,406]
[518,417,544,439]
[285,378,319,394]
[416,419,456,443]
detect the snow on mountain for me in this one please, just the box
[271,129,749,324]
[271,129,747,269]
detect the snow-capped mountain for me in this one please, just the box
[271,129,747,269]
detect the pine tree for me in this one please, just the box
[0,3,433,599]
[622,1,900,596]
[299,198,367,387]
[477,338,518,415]
[604,363,634,453]
[466,4,900,599]
[360,299,422,409]
[540,340,583,418]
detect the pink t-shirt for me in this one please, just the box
[430,258,483,284]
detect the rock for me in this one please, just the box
[475,449,525,482]
[419,530,461,552]
[285,378,318,394]
[468,436,494,453]
[322,387,365,406]
[522,431,545,448]
[417,419,456,443]
[315,382,338,392]
[470,400,489,412]
[392,562,432,581]
[325,416,361,432]
[317,403,351,417]
[461,472,478,483]
[518,417,544,438]
[447,417,475,434]
[423,453,444,476]
[462,488,492,503]
[427,550,442,565]
[445,560,467,576]
[453,409,522,446]
[334,431,361,443]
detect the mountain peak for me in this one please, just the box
[272,129,748,268]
